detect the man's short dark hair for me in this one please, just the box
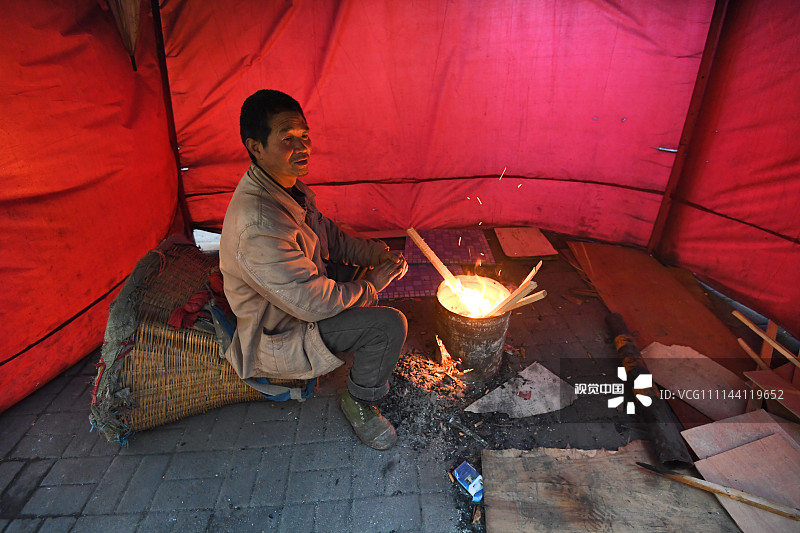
[240,90,306,162]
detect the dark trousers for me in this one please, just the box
[319,261,407,402]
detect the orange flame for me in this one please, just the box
[440,275,509,318]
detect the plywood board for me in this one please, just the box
[465,362,574,418]
[694,434,800,533]
[567,241,750,377]
[482,440,738,533]
[641,342,747,421]
[744,369,800,420]
[681,409,800,460]
[494,227,558,258]
[403,228,494,265]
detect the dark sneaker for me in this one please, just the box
[341,390,397,450]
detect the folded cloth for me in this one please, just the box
[208,271,231,314]
[168,290,211,329]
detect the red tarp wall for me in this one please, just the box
[658,0,800,338]
[3,0,799,411]
[0,2,178,411]
[162,0,714,246]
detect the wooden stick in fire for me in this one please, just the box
[405,228,459,287]
[487,281,538,317]
[506,289,548,312]
[486,260,543,317]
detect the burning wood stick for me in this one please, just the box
[732,310,800,371]
[406,228,459,287]
[486,261,543,317]
[487,281,537,317]
[507,290,547,311]
[636,462,800,521]
[484,261,543,317]
[516,260,543,289]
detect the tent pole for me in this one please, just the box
[150,0,192,239]
[647,0,729,255]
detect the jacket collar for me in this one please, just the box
[247,163,316,225]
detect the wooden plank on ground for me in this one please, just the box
[482,440,738,533]
[694,433,800,533]
[495,227,558,258]
[681,409,800,460]
[567,241,750,377]
[667,396,713,429]
[744,370,800,421]
[760,320,779,366]
[641,342,747,421]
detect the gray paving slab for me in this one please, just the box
[8,433,71,460]
[119,427,185,455]
[351,494,423,533]
[0,461,24,495]
[351,448,420,499]
[0,459,55,517]
[3,518,41,533]
[115,454,170,513]
[277,502,315,533]
[20,484,94,516]
[44,377,91,413]
[289,441,353,472]
[82,455,141,515]
[0,414,35,458]
[207,507,281,533]
[38,516,77,532]
[315,499,353,532]
[62,421,106,457]
[139,510,213,532]
[41,456,112,485]
[150,477,224,511]
[416,457,453,493]
[286,467,352,503]
[215,448,261,510]
[71,513,140,533]
[249,446,292,508]
[206,403,249,450]
[422,491,468,532]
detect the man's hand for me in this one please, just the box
[378,250,408,280]
[364,258,406,293]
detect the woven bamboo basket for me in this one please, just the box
[90,238,263,443]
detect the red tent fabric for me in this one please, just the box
[657,0,800,336]
[1,0,798,411]
[163,0,713,247]
[0,2,178,410]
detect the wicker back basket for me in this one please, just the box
[90,238,262,444]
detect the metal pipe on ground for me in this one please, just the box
[606,313,693,466]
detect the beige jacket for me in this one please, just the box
[219,164,386,380]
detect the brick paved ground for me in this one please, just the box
[0,352,464,532]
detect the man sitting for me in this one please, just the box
[220,89,408,450]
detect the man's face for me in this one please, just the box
[250,110,311,188]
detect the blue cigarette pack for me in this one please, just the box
[453,461,483,503]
